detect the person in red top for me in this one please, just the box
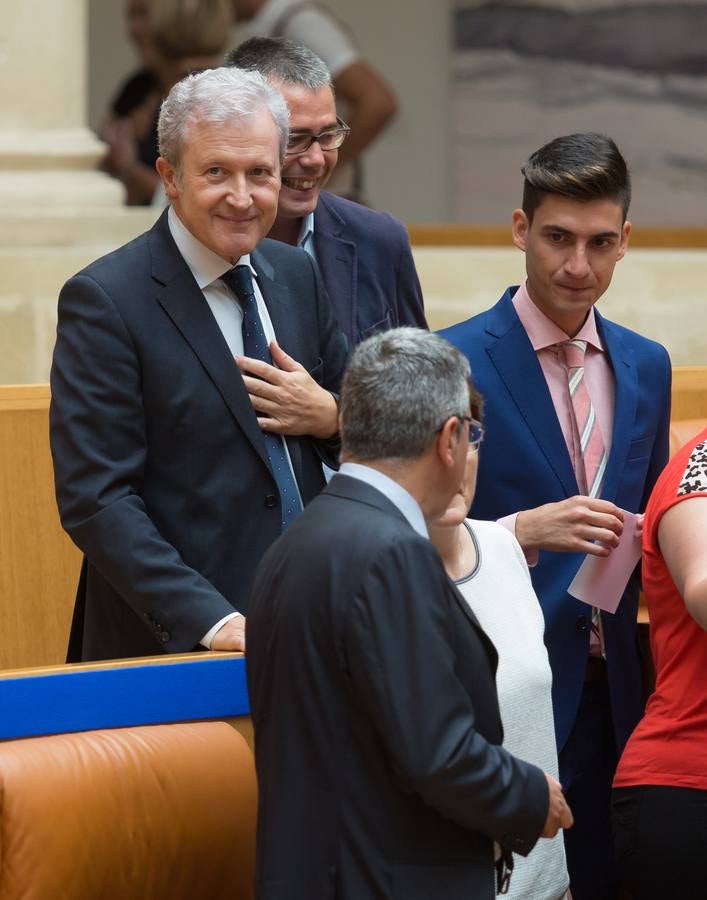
[612,425,707,899]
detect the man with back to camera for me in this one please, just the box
[225,37,427,346]
[50,66,348,662]
[439,133,672,899]
[246,327,573,900]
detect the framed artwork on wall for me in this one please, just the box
[452,0,707,225]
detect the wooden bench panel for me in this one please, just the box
[0,385,80,669]
[2,372,706,671]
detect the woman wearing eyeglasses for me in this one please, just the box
[429,414,571,900]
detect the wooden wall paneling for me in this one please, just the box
[0,385,80,669]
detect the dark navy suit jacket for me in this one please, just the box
[313,191,427,345]
[247,474,548,900]
[50,209,348,662]
[439,288,671,753]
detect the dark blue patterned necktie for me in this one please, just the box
[222,264,303,530]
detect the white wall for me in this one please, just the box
[86,0,452,222]
[325,0,451,222]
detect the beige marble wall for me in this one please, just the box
[416,246,707,367]
[0,210,156,384]
[0,0,156,385]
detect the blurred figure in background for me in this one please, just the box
[103,0,232,205]
[612,426,707,900]
[230,0,397,202]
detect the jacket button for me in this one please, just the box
[160,631,170,643]
[576,615,588,633]
[264,493,277,508]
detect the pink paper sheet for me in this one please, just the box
[567,511,641,614]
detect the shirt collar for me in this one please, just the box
[512,280,604,352]
[297,211,315,249]
[338,462,428,538]
[167,206,256,289]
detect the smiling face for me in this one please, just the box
[512,194,631,337]
[156,109,281,262]
[272,80,339,222]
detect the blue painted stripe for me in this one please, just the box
[0,656,249,740]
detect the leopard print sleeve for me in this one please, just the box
[677,440,707,496]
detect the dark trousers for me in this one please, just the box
[560,677,619,900]
[613,784,707,899]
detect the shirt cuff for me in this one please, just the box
[201,612,242,649]
[497,512,539,568]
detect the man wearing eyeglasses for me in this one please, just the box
[247,328,570,900]
[226,37,427,347]
[229,0,397,204]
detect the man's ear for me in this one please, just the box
[435,416,461,469]
[511,208,529,252]
[156,156,180,201]
[617,219,631,262]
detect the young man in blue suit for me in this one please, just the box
[225,37,428,345]
[439,133,671,900]
[50,67,348,662]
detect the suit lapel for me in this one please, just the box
[313,195,357,339]
[250,245,299,350]
[148,211,272,474]
[485,294,578,496]
[596,313,637,501]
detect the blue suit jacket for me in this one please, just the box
[313,191,427,345]
[439,287,671,752]
[50,209,348,662]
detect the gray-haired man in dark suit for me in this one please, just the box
[247,328,572,900]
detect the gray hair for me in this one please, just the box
[340,328,476,462]
[157,66,290,167]
[224,37,333,91]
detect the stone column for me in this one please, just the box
[0,0,154,382]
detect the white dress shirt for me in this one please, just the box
[167,206,301,646]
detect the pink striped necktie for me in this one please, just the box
[560,339,608,657]
[560,339,608,500]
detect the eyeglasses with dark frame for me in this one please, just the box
[285,117,351,156]
[436,414,485,451]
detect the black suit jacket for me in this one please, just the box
[313,192,427,345]
[50,209,348,661]
[247,474,549,900]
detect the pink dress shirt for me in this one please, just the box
[500,282,616,654]
[512,282,614,467]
